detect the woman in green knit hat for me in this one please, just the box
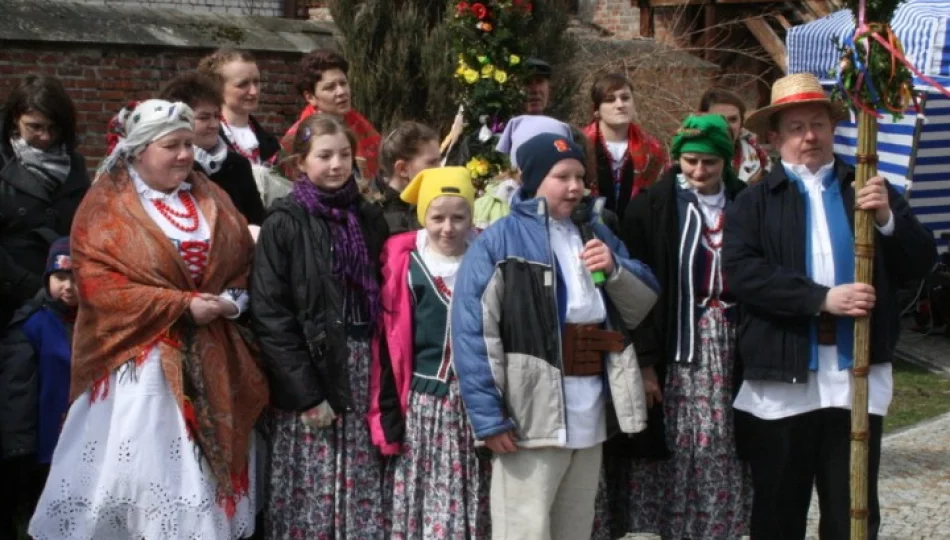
[600,114,752,539]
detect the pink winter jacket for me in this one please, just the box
[368,231,417,455]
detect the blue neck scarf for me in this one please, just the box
[787,165,855,370]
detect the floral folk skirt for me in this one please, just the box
[264,337,386,539]
[595,306,752,539]
[388,379,492,539]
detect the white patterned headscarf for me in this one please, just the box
[95,99,194,181]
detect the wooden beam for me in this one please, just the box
[773,13,792,29]
[283,0,298,19]
[704,3,717,63]
[638,0,655,38]
[802,0,831,17]
[744,16,788,73]
[647,0,707,8]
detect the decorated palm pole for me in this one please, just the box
[834,0,921,537]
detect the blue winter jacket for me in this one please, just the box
[450,193,660,447]
[0,292,72,463]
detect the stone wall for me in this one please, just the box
[44,0,284,17]
[0,0,337,167]
[591,0,641,40]
[0,46,305,164]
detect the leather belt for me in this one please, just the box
[561,324,624,377]
[818,313,837,346]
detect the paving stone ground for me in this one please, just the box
[624,327,950,540]
[805,411,950,539]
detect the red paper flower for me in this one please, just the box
[456,1,469,14]
[471,2,488,20]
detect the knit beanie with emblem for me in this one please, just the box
[401,166,476,226]
[44,236,72,293]
[516,133,587,199]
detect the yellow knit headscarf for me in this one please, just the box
[401,167,476,226]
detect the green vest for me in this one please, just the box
[408,252,453,397]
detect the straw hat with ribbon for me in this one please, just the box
[745,73,848,138]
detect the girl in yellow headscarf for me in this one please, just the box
[369,167,490,538]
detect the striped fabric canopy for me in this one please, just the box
[786,0,950,253]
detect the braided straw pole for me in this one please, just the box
[851,110,878,540]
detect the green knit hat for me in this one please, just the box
[670,114,735,161]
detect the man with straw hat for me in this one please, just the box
[722,72,935,539]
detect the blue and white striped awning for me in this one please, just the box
[787,0,950,252]
[788,0,950,80]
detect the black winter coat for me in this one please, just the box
[722,160,936,383]
[195,151,266,225]
[615,168,745,458]
[0,132,88,328]
[0,291,45,460]
[250,195,388,413]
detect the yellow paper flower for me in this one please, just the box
[466,157,491,178]
[509,54,521,66]
[477,55,490,65]
[463,69,479,84]
[480,64,495,79]
[494,69,508,84]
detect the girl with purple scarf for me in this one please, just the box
[250,114,389,539]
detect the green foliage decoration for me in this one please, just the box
[448,0,535,184]
[831,0,916,120]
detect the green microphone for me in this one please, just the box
[572,198,607,287]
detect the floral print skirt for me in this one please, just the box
[264,337,385,540]
[388,379,492,539]
[594,306,752,539]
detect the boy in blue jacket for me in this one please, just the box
[451,134,659,540]
[0,237,76,536]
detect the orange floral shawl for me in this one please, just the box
[69,166,269,497]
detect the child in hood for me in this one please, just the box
[0,237,77,535]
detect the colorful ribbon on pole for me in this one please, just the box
[834,0,950,120]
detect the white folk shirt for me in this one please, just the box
[130,167,247,317]
[733,161,895,420]
[550,217,608,449]
[222,123,261,165]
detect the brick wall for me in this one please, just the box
[46,0,284,17]
[592,0,640,39]
[0,43,308,167]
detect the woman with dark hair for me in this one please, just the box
[0,75,89,329]
[582,72,668,221]
[698,87,772,184]
[282,49,382,183]
[161,72,266,226]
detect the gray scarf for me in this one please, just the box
[11,137,71,193]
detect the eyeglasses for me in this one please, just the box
[18,119,60,138]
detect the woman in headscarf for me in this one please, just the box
[28,99,269,540]
[607,114,752,539]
